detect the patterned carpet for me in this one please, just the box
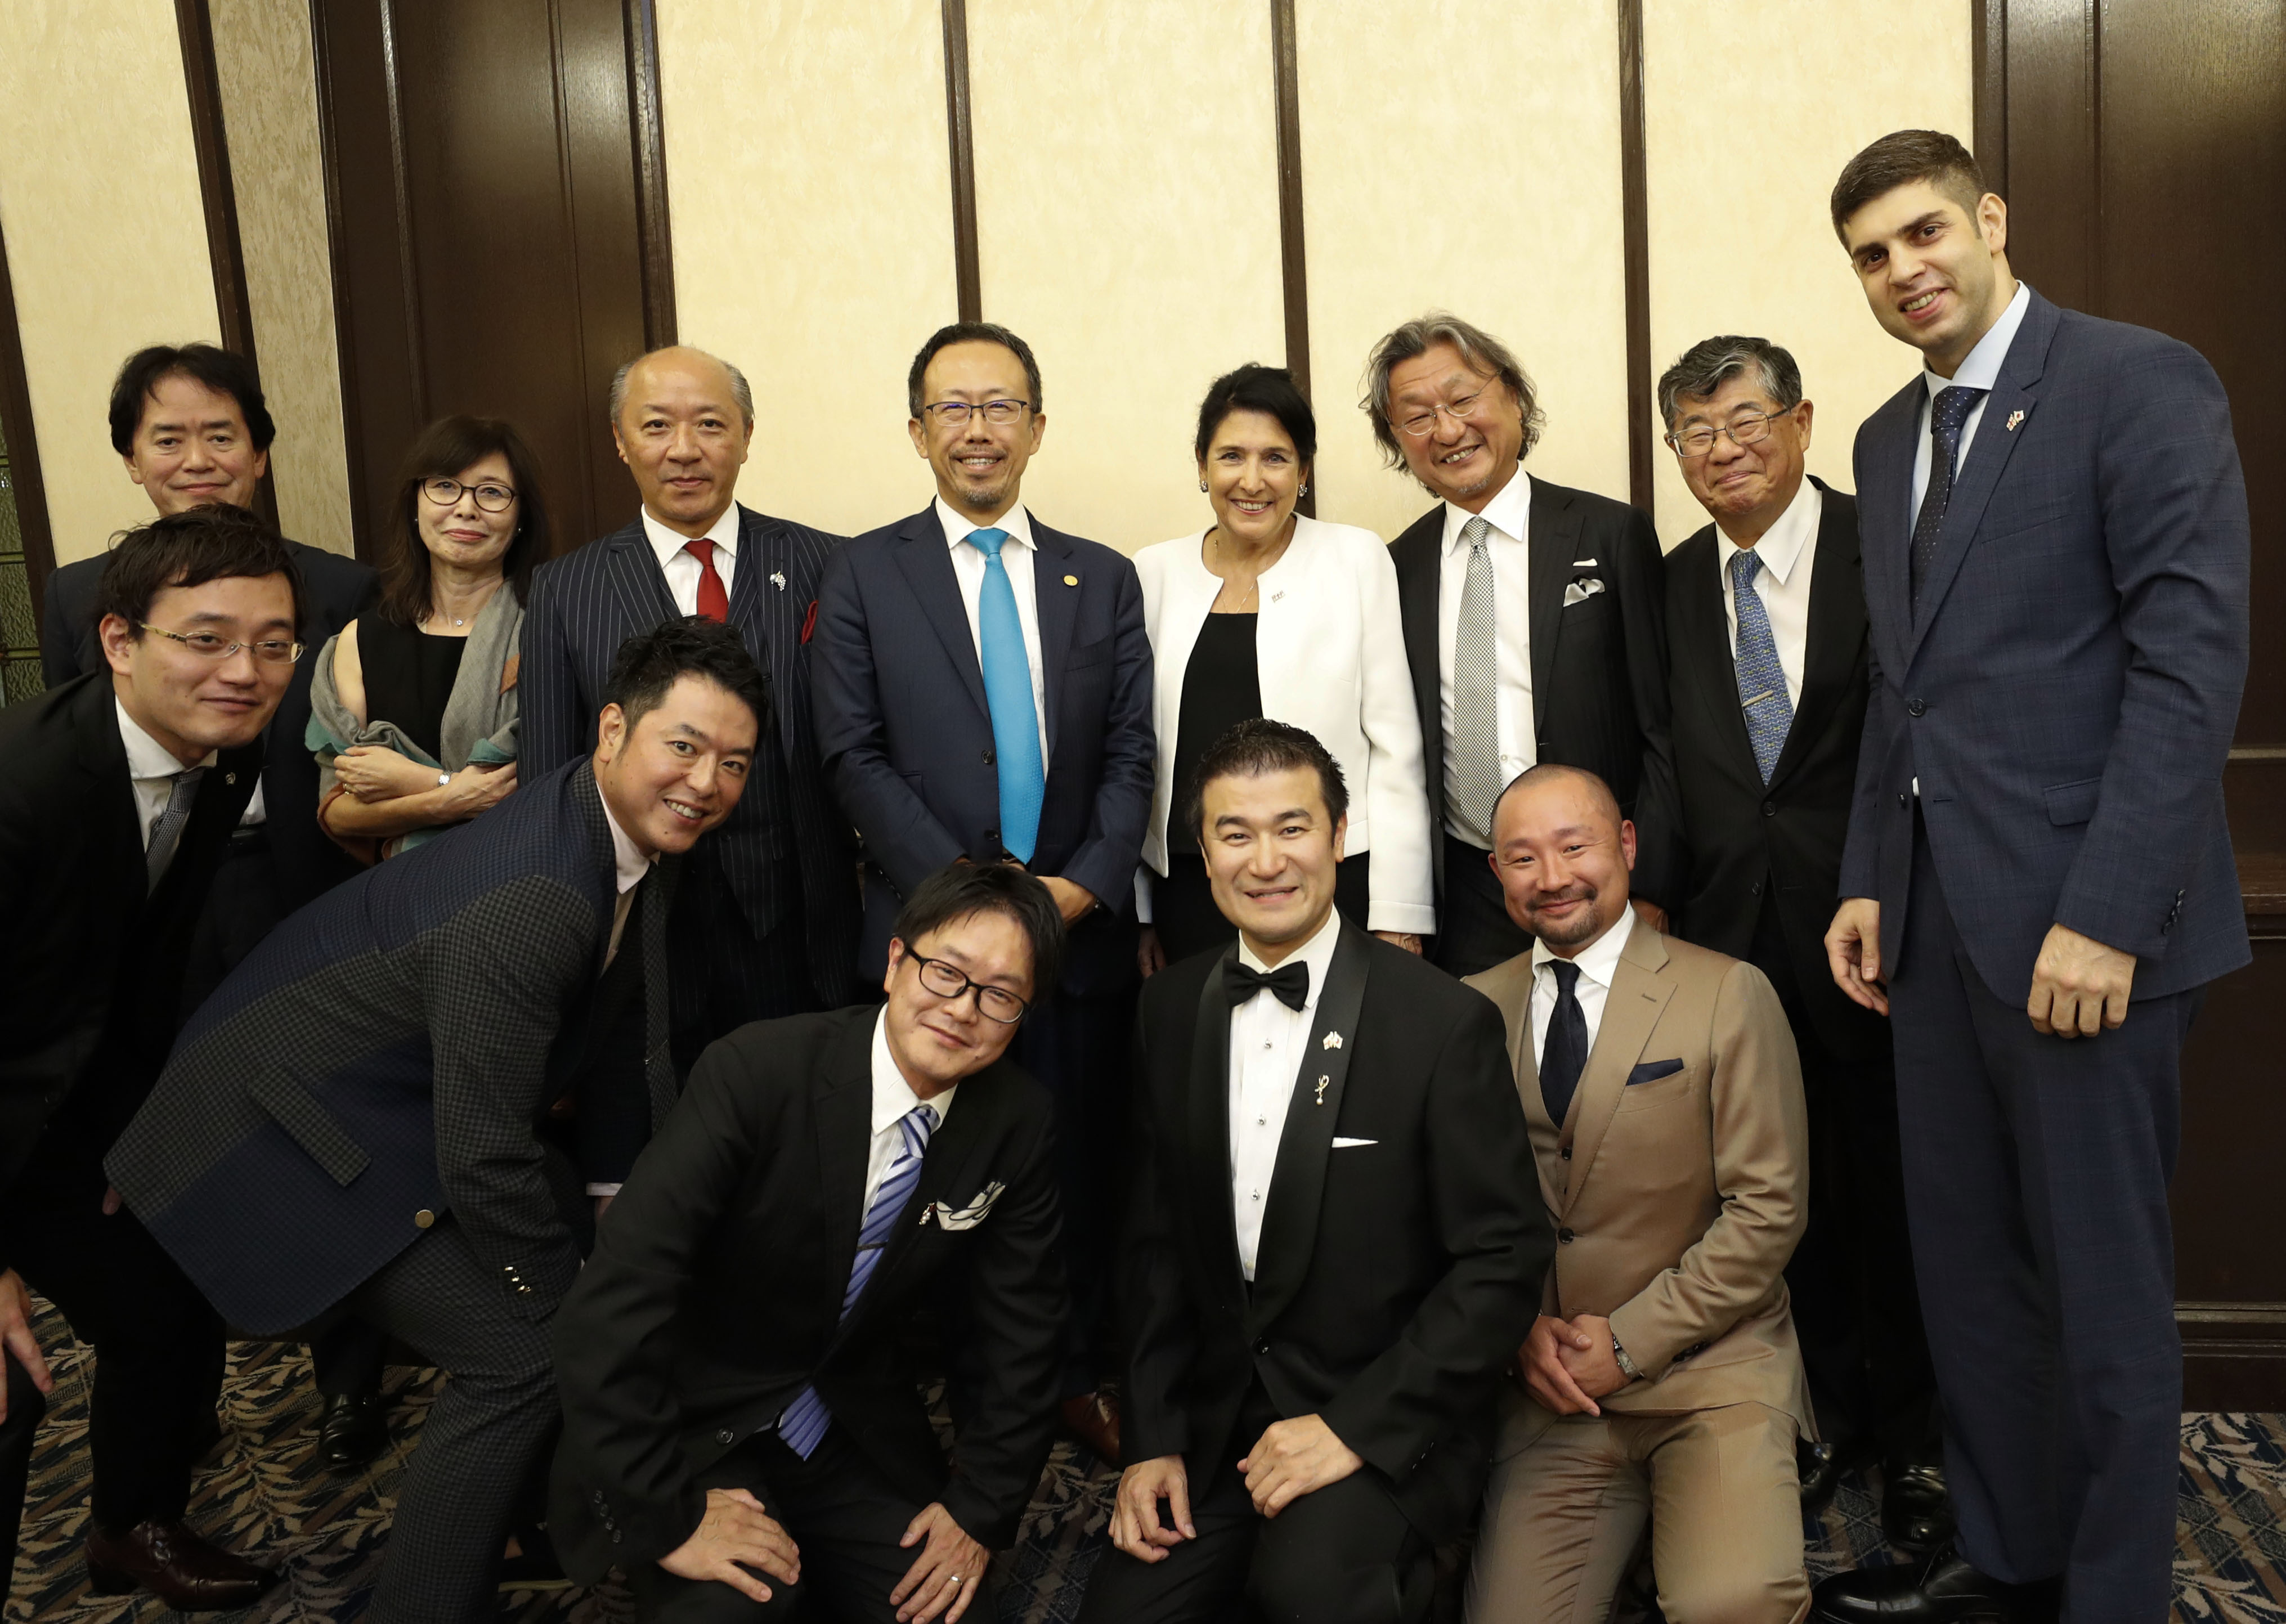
[8,1297,2284,1622]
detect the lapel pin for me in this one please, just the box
[225,772,236,785]
[1315,1074,1331,1105]
[2005,410,2026,433]
[1063,574,1078,586]
[770,570,787,590]
[1321,1031,1342,1051]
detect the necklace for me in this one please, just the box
[1209,531,1260,609]
[427,575,501,631]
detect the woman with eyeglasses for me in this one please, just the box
[310,416,551,858]
[1132,364,1435,972]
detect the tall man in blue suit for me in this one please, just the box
[522,344,862,1062]
[107,621,768,1623]
[1813,132,2250,1624]
[812,321,1154,1464]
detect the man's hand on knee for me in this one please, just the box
[0,1269,53,1423]
[1110,1455,1195,1562]
[891,1502,986,1624]
[1238,1414,1363,1518]
[657,1487,800,1604]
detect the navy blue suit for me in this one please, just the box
[521,506,862,1030]
[1842,286,2249,1620]
[812,504,1153,1396]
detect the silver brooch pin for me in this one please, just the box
[770,570,787,590]
[1321,1031,1342,1051]
[2005,410,2026,433]
[1315,1075,1331,1105]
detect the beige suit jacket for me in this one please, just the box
[1467,922,1813,1459]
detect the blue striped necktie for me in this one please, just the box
[1728,549,1794,783]
[967,528,1044,863]
[777,1102,939,1457]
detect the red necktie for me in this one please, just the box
[684,538,729,623]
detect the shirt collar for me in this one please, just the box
[935,496,1035,555]
[1718,477,1821,588]
[642,502,741,573]
[1235,901,1345,1009]
[870,1005,957,1135]
[1925,280,2030,398]
[595,783,655,895]
[1441,469,1533,555]
[1531,900,1635,990]
[114,696,215,780]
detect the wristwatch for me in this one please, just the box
[1612,1334,1642,1382]
[437,771,451,787]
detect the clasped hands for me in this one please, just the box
[661,1491,984,1622]
[334,745,516,811]
[1109,1415,1362,1562]
[1517,1313,1626,1416]
[1825,899,2136,1038]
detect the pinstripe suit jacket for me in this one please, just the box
[519,505,859,1005]
[106,759,641,1333]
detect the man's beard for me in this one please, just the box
[1527,886,1604,948]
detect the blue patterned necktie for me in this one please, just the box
[1911,385,1985,611]
[968,528,1045,863]
[1728,550,1794,784]
[1539,960,1588,1129]
[778,1101,940,1458]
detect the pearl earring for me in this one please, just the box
[1199,479,1208,492]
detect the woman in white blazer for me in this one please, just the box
[1134,364,1435,970]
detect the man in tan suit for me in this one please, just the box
[1464,763,1813,1624]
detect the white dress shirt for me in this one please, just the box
[1715,478,1822,708]
[589,787,661,1197]
[116,697,217,878]
[1911,281,2031,517]
[1437,473,1536,847]
[866,1007,956,1215]
[643,503,742,614]
[1528,903,1635,1075]
[1226,905,1344,1280]
[933,497,1050,762]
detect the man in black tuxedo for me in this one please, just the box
[107,621,765,1623]
[1,507,301,1610]
[549,862,1069,1623]
[522,343,862,1055]
[1371,313,1679,976]
[1656,335,1947,1549]
[812,321,1154,1461]
[1081,720,1549,1624]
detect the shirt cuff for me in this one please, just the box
[585,1182,623,1197]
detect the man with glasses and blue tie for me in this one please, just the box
[812,321,1154,1467]
[548,863,1070,1624]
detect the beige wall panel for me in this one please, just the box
[211,0,356,555]
[0,0,219,564]
[1298,1,1630,544]
[966,0,1284,555]
[658,1,957,539]
[1643,0,1973,543]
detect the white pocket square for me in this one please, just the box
[927,1180,1006,1231]
[1332,1137,1378,1149]
[1571,557,1598,567]
[1562,577,1607,607]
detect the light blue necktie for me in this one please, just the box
[778,1102,939,1458]
[1729,550,1794,783]
[968,528,1044,863]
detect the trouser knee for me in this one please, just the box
[1247,1537,1427,1624]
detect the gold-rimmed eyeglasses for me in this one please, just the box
[1665,408,1793,460]
[1396,387,1494,438]
[138,623,304,665]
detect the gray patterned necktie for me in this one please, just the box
[1728,550,1793,783]
[1450,515,1503,842]
[1911,385,1985,610]
[145,766,206,894]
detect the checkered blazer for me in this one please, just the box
[106,759,624,1333]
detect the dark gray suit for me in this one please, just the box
[1842,286,2249,1621]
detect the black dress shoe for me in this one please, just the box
[1812,1543,2061,1624]
[86,1519,280,1611]
[1059,1390,1123,1468]
[1800,1439,1845,1511]
[317,1390,389,1468]
[1881,1460,1955,1554]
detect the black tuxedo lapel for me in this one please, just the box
[889,510,992,724]
[73,683,153,917]
[839,1071,995,1344]
[1188,952,1247,1291]
[639,855,682,1129]
[729,510,794,759]
[1768,484,1866,789]
[604,526,678,630]
[1526,483,1581,734]
[1029,521,1078,746]
[1247,925,1371,1336]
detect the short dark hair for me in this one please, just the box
[891,861,1066,1001]
[1656,335,1804,430]
[1830,129,1991,243]
[1194,364,1317,465]
[92,503,304,638]
[907,321,1045,419]
[600,617,771,741]
[109,343,275,456]
[376,416,552,627]
[1361,311,1545,473]
[1184,717,1349,841]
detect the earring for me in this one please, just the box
[1299,483,1310,497]
[1199,479,1208,492]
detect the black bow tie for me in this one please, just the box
[1223,957,1310,1012]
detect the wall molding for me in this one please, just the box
[1615,0,1653,516]
[1268,0,1314,519]
[0,216,55,622]
[940,0,981,324]
[625,0,676,348]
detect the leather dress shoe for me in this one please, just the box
[86,1519,281,1612]
[1812,1542,2061,1624]
[1881,1460,1955,1554]
[317,1390,389,1468]
[1800,1436,1871,1513]
[1059,1390,1123,1467]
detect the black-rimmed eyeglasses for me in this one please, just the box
[919,400,1032,428]
[420,475,518,512]
[907,951,1029,1024]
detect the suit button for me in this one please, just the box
[414,1209,435,1229]
[983,747,996,766]
[1906,698,1926,716]
[1559,1146,1572,1161]
[593,1492,606,1507]
[984,827,998,843]
[1749,879,1762,896]
[609,1529,622,1544]
[717,1428,734,1444]
[1254,1339,1271,1356]
[1898,792,1909,810]
[1557,1227,1575,1244]
[1761,801,1776,817]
